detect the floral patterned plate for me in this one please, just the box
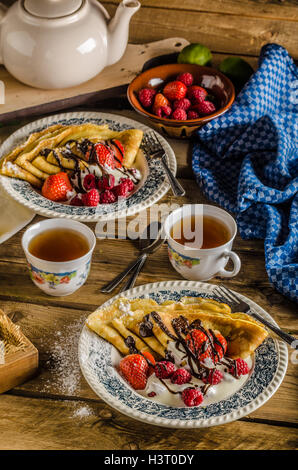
[78,280,288,428]
[0,112,176,222]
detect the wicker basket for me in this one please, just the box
[0,309,38,393]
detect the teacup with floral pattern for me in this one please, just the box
[164,204,241,281]
[22,218,96,296]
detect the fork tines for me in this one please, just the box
[144,131,164,154]
[213,285,241,305]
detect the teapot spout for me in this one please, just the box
[107,0,140,66]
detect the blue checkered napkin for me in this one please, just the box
[192,44,298,302]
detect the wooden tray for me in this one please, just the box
[0,37,189,123]
[0,310,38,393]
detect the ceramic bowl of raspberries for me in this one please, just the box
[127,64,235,138]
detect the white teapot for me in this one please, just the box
[0,0,140,89]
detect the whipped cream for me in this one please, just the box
[138,341,252,408]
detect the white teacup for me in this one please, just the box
[164,204,241,281]
[22,218,96,296]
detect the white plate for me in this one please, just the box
[0,112,176,222]
[0,185,34,244]
[78,280,288,428]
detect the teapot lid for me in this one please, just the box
[23,0,83,18]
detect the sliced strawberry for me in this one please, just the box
[163,80,187,101]
[94,143,115,170]
[119,354,149,390]
[41,172,72,202]
[185,329,211,363]
[142,351,156,376]
[212,332,227,363]
[109,139,124,169]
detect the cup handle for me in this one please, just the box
[217,250,241,278]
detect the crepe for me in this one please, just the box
[0,123,144,188]
[86,297,268,359]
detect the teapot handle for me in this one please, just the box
[0,3,7,65]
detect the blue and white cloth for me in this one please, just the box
[192,44,298,302]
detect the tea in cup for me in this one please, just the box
[164,204,241,281]
[22,218,96,296]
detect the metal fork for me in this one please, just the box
[143,131,185,197]
[213,284,297,348]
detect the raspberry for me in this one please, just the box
[192,100,216,116]
[70,194,83,206]
[229,358,250,377]
[100,189,116,204]
[98,174,115,191]
[154,361,176,379]
[119,177,134,192]
[171,108,187,121]
[113,181,130,198]
[176,72,194,87]
[187,85,208,104]
[202,369,223,385]
[181,388,204,407]
[148,391,156,397]
[83,174,96,191]
[138,88,156,108]
[187,110,199,119]
[81,188,99,207]
[173,98,191,111]
[155,105,172,118]
[171,368,191,385]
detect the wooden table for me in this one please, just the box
[0,0,298,452]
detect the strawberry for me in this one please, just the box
[94,143,115,169]
[192,100,216,116]
[142,351,156,376]
[109,139,124,169]
[152,93,170,114]
[81,188,100,207]
[42,172,72,202]
[211,333,227,364]
[163,81,187,101]
[185,329,210,362]
[119,354,149,390]
[187,85,208,104]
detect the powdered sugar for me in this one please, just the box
[73,405,93,419]
[42,316,86,396]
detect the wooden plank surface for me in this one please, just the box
[0,123,297,449]
[1,394,298,450]
[103,1,298,58]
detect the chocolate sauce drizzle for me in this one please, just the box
[39,137,140,194]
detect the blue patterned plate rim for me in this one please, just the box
[0,112,176,222]
[78,280,288,428]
